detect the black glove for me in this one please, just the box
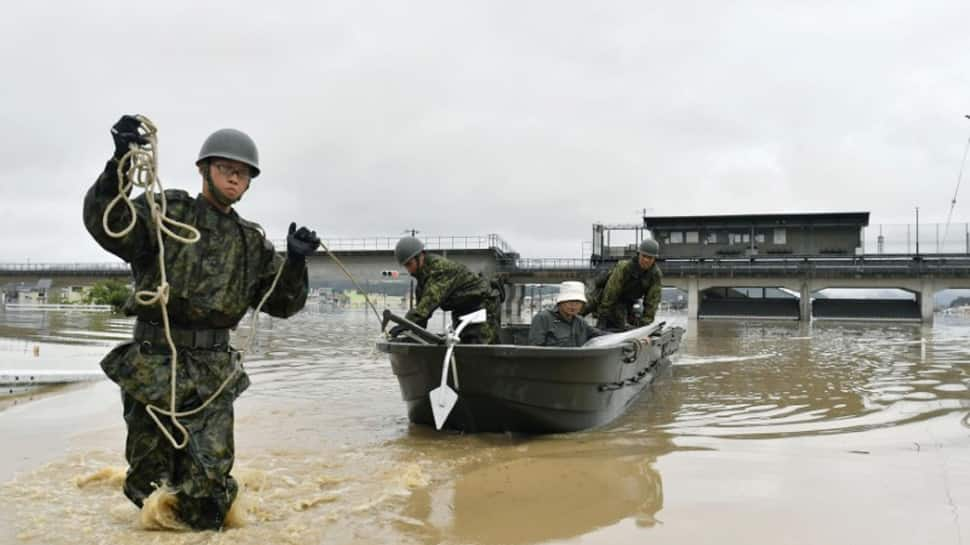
[286,222,320,261]
[388,324,407,338]
[111,115,148,159]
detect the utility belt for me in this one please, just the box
[133,320,231,350]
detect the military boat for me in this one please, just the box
[377,311,684,433]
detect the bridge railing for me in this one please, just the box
[0,262,129,273]
[269,234,517,255]
[659,256,970,277]
[498,254,970,278]
[864,223,970,254]
[510,258,594,270]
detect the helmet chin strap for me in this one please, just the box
[204,167,245,208]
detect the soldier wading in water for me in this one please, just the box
[389,236,501,344]
[585,238,663,331]
[83,115,320,530]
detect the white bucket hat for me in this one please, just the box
[555,281,587,304]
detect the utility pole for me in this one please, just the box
[915,206,920,256]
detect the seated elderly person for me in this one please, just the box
[528,281,604,347]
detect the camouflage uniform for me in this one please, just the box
[83,157,308,530]
[586,258,662,331]
[405,253,500,344]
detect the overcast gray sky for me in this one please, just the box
[1,0,968,262]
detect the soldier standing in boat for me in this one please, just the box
[83,115,319,530]
[390,236,501,344]
[529,281,604,347]
[585,238,663,331]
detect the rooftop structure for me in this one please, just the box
[592,211,871,261]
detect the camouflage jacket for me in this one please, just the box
[599,258,663,327]
[405,253,494,327]
[528,309,603,347]
[83,157,308,405]
[83,158,308,329]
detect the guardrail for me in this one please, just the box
[2,303,114,312]
[269,234,517,255]
[0,262,129,273]
[498,254,970,278]
[513,258,593,270]
[651,256,970,278]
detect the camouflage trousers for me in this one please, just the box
[594,304,640,332]
[121,389,239,530]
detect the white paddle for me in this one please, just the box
[429,308,488,430]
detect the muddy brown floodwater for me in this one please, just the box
[0,307,967,544]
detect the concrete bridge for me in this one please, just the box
[4,237,970,323]
[497,255,970,323]
[0,262,131,287]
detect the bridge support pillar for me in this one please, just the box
[799,282,812,322]
[686,277,699,320]
[918,279,935,324]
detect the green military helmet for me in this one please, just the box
[638,238,660,257]
[196,128,260,178]
[395,236,424,265]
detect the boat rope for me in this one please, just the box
[597,338,656,391]
[598,364,653,392]
[103,115,285,450]
[317,242,384,331]
[942,133,970,247]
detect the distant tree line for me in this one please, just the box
[84,279,131,312]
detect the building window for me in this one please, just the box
[755,232,765,244]
[704,232,718,244]
[669,232,684,244]
[685,231,699,244]
[729,233,750,245]
[774,228,786,244]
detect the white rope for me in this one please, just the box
[103,116,284,450]
[942,135,970,248]
[319,241,384,330]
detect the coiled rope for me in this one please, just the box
[103,115,284,450]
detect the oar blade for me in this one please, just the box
[429,384,458,430]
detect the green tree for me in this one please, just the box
[84,279,131,312]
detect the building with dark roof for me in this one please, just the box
[642,212,870,259]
